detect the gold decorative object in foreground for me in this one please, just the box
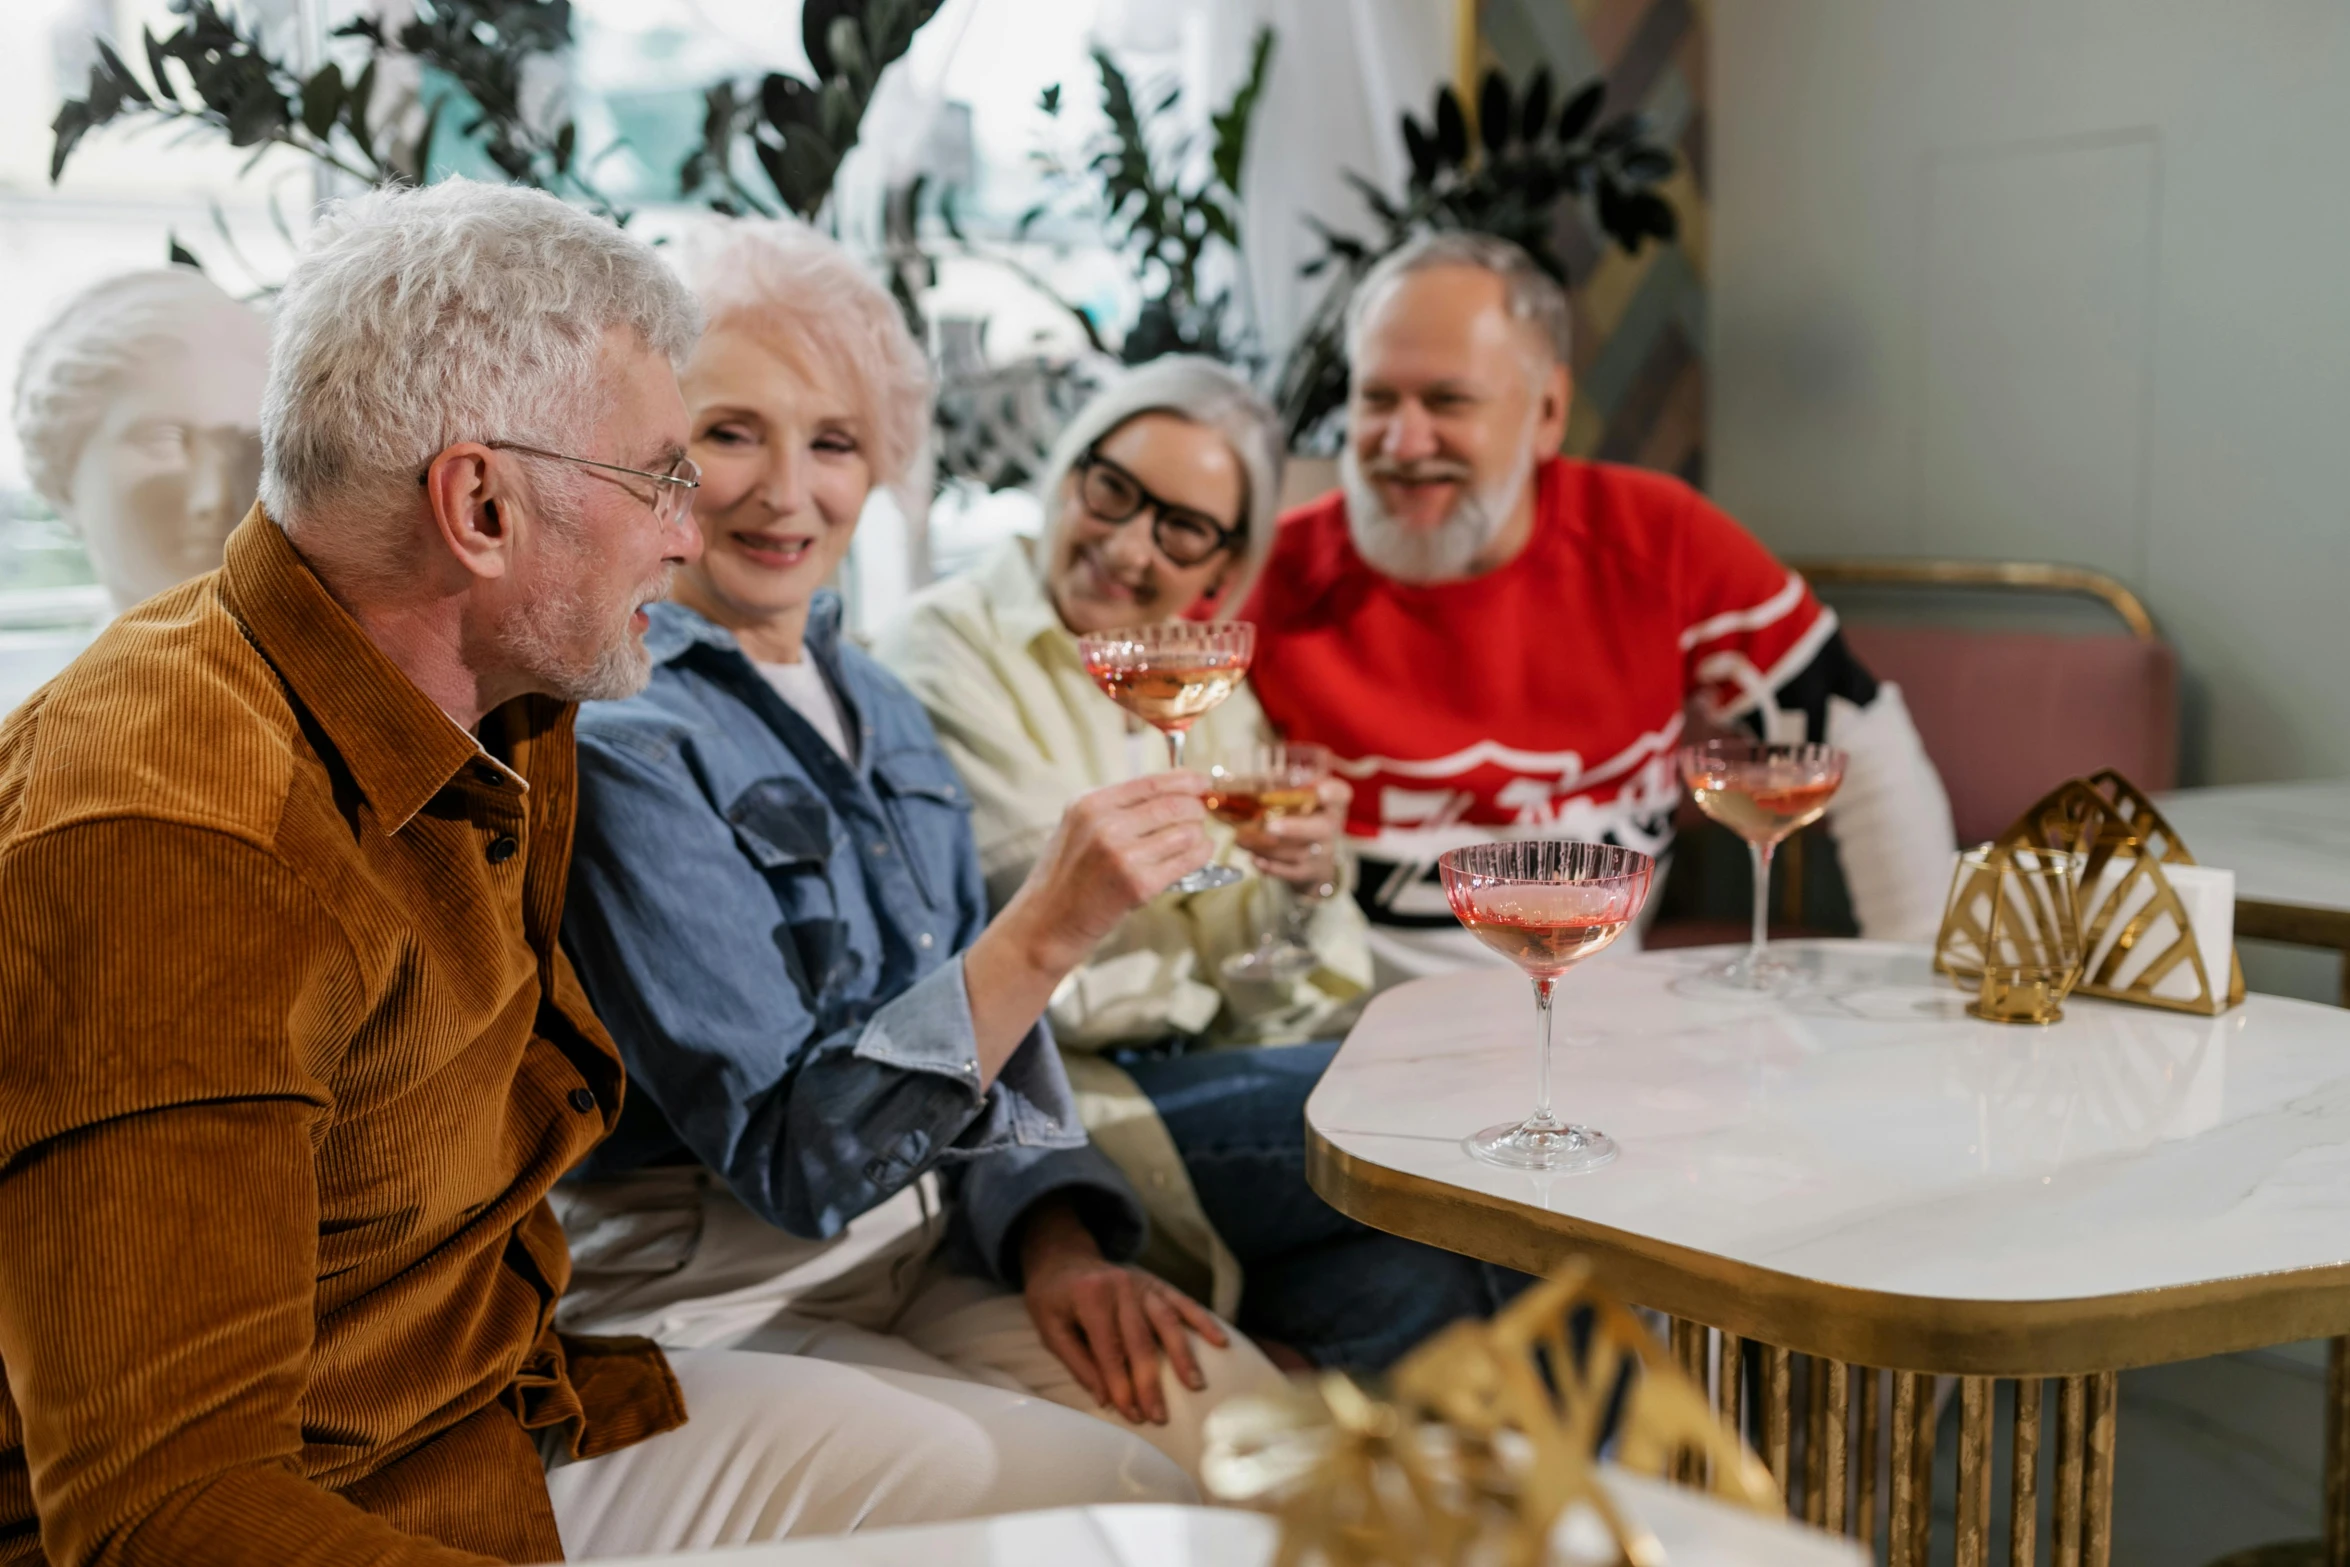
[1202,1259,1778,1567]
[1935,769,2244,1019]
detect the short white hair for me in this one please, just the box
[665,217,933,515]
[1345,231,1573,372]
[1032,356,1285,617]
[13,267,262,511]
[259,178,700,529]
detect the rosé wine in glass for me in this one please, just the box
[1208,742,1336,982]
[1077,621,1256,894]
[1440,840,1654,1173]
[1676,739,1847,999]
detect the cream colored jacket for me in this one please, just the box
[875,538,1374,1311]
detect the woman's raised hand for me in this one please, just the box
[1233,775,1351,891]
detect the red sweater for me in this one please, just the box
[1241,458,1829,913]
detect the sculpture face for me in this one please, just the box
[64,309,268,610]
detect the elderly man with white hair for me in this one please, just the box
[1243,231,1957,981]
[0,180,1198,1567]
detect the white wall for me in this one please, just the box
[1710,1,2350,786]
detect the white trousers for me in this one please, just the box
[544,1347,1196,1559]
[547,1170,1285,1557]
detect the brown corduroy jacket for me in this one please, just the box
[0,509,684,1566]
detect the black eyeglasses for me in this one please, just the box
[1072,449,1242,568]
[418,440,702,527]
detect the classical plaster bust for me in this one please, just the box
[11,268,270,611]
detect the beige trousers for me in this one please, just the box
[544,1346,1198,1559]
[551,1169,1283,1511]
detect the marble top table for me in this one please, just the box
[2158,779,2350,998]
[1306,940,2350,1376]
[590,1488,1867,1567]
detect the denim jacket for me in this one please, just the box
[561,595,1144,1282]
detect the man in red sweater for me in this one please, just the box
[1243,232,1954,979]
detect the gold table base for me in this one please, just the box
[1664,1312,2120,1567]
[1661,1327,2350,1567]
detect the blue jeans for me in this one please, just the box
[1114,1040,1530,1371]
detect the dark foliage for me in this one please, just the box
[51,0,620,220]
[679,0,943,220]
[1021,26,1274,365]
[1274,68,1683,450]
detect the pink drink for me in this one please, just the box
[1450,884,1637,978]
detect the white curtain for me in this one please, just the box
[1198,0,1455,364]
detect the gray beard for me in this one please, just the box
[1340,427,1538,585]
[499,556,666,705]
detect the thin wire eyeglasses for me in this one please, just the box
[418,440,702,527]
[1071,448,1242,568]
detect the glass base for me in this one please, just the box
[1170,864,1243,894]
[1671,951,1795,1001]
[1220,939,1317,983]
[1464,1118,1619,1173]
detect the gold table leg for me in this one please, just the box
[1958,1376,1994,1567]
[1911,1372,1939,1567]
[1767,1344,1793,1503]
[2054,1375,2087,1567]
[1891,1372,1923,1567]
[1824,1359,1850,1536]
[2013,1377,2042,1567]
[2328,1337,2350,1567]
[1806,1356,1831,1525]
[1859,1366,1882,1549]
[2084,1371,2117,1567]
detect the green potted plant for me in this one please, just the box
[1274,68,1682,452]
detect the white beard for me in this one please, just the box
[1340,416,1541,585]
[499,543,669,704]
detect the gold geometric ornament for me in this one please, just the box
[1934,769,2244,1017]
[1202,1258,1780,1567]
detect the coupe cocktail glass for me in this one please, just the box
[1206,742,1336,981]
[1078,621,1256,894]
[1675,739,1847,999]
[1440,840,1654,1172]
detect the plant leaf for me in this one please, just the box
[1556,79,1604,142]
[346,57,378,162]
[1433,85,1468,166]
[761,72,821,131]
[1208,25,1273,196]
[1518,66,1553,143]
[142,27,181,106]
[1620,145,1676,183]
[300,62,341,141]
[1625,188,1679,243]
[1401,113,1436,185]
[1039,82,1062,116]
[1478,69,1511,157]
[1594,113,1644,153]
[827,15,869,87]
[95,39,152,107]
[801,0,851,77]
[167,234,203,269]
[49,100,93,183]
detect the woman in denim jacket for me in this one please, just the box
[553,220,1280,1496]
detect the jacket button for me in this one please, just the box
[567,1087,597,1113]
[487,835,520,864]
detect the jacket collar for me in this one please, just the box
[975,536,1073,654]
[642,592,848,671]
[218,505,489,834]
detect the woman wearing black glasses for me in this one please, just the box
[877,358,1523,1372]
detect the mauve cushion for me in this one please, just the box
[1840,624,2178,847]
